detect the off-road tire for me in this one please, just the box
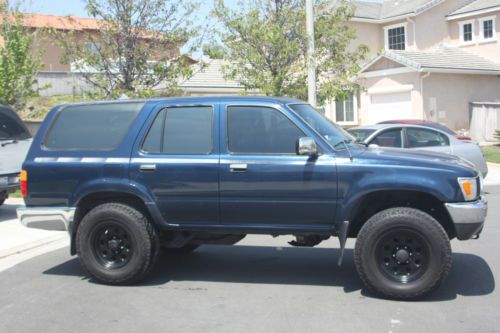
[354,207,452,300]
[76,203,159,285]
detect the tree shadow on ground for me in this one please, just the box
[44,245,494,302]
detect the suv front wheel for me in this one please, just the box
[76,203,159,285]
[354,207,452,300]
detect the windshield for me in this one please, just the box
[347,129,376,142]
[288,104,355,148]
[0,111,31,140]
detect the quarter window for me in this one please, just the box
[44,102,144,150]
[142,106,213,154]
[227,106,304,154]
[407,128,449,148]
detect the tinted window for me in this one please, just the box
[142,110,165,153]
[228,106,304,154]
[407,128,449,148]
[44,102,144,150]
[0,111,30,140]
[142,106,213,154]
[372,129,404,148]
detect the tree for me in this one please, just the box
[202,42,225,59]
[60,0,199,98]
[213,0,368,104]
[0,4,43,112]
[495,130,500,140]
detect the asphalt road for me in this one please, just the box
[0,188,499,333]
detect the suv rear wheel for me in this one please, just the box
[76,203,159,285]
[354,207,452,300]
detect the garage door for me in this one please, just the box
[368,92,412,125]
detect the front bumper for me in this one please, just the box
[445,197,488,240]
[17,206,75,232]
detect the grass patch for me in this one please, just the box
[9,190,22,198]
[482,145,500,164]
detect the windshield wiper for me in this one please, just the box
[1,139,18,147]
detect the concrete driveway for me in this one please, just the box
[0,187,498,332]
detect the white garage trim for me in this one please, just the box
[368,84,414,95]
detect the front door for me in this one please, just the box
[219,104,337,228]
[130,104,219,225]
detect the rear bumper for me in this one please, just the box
[17,206,75,232]
[445,197,488,240]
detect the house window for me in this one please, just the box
[459,20,475,44]
[385,24,407,50]
[480,16,496,41]
[335,93,356,123]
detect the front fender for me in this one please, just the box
[335,162,462,224]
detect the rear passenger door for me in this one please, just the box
[130,103,219,225]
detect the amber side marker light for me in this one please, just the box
[20,170,28,198]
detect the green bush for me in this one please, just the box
[495,130,500,140]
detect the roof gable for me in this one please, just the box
[447,0,500,20]
[360,46,500,75]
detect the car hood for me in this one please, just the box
[352,145,478,176]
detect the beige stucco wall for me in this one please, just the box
[411,0,472,50]
[348,21,383,58]
[422,73,500,130]
[447,12,500,62]
[358,71,424,125]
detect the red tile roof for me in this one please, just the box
[20,13,102,31]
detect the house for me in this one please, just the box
[324,0,500,141]
[178,59,248,96]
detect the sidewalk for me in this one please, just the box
[0,198,68,272]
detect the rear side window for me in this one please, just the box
[407,128,449,148]
[0,112,30,140]
[142,106,213,154]
[43,102,144,150]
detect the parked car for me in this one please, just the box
[17,97,487,300]
[348,124,488,178]
[0,105,32,206]
[377,119,472,141]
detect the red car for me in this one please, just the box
[378,120,472,141]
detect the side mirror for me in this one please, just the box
[296,137,318,156]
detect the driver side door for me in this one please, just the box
[219,104,338,228]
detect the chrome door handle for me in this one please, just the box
[139,164,157,171]
[230,163,248,172]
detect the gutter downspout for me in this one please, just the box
[421,72,431,120]
[406,17,416,50]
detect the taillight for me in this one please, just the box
[20,170,28,198]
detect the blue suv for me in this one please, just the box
[17,97,487,299]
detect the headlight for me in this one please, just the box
[458,177,478,201]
